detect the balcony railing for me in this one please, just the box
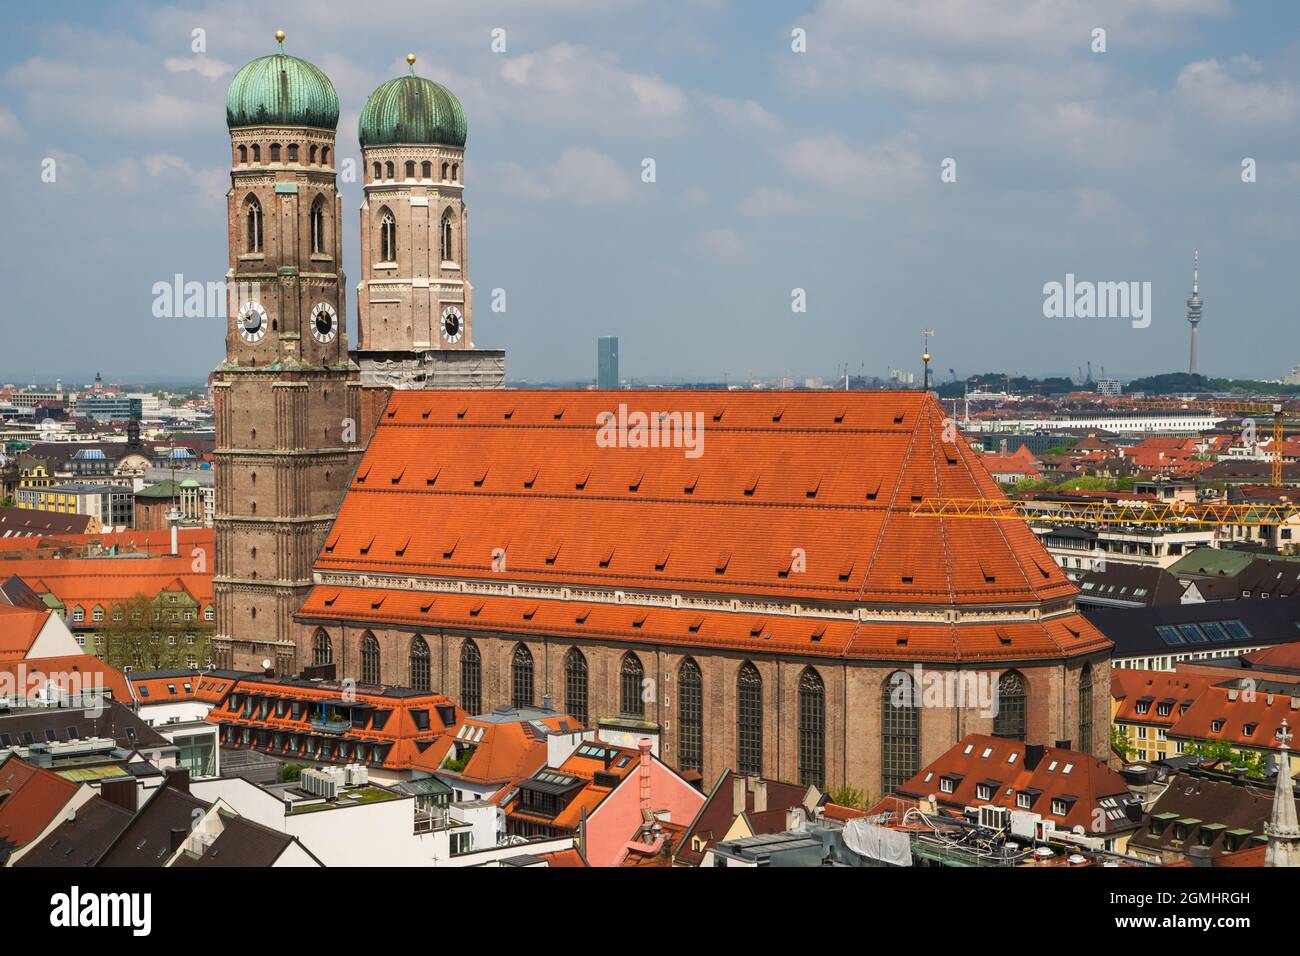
[308,717,352,734]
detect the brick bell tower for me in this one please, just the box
[212,31,361,673]
[354,54,504,430]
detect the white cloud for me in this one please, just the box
[739,186,809,217]
[497,43,690,135]
[163,55,233,81]
[1175,57,1300,126]
[695,227,747,262]
[493,147,637,205]
[781,133,925,199]
[696,93,780,132]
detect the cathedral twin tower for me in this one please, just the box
[212,33,504,671]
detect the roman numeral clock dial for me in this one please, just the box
[311,302,339,343]
[237,301,268,343]
[441,305,463,344]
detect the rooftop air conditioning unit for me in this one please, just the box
[978,805,1010,831]
[345,763,369,787]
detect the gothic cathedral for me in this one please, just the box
[213,35,503,672]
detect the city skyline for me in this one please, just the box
[4,1,1300,384]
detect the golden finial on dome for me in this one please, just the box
[406,53,417,65]
[275,30,286,46]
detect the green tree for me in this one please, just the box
[98,594,212,671]
[1111,725,1134,760]
[829,785,867,810]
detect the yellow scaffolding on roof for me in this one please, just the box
[910,497,1300,526]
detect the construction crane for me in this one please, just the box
[910,497,1299,526]
[1107,398,1287,486]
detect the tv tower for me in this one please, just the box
[1186,249,1202,375]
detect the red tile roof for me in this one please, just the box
[1111,669,1215,728]
[206,677,462,770]
[0,655,131,701]
[898,733,1136,835]
[312,390,1077,609]
[299,586,1108,663]
[416,711,578,787]
[0,606,51,661]
[1170,684,1300,752]
[0,755,80,854]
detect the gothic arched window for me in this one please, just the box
[312,629,332,666]
[360,632,380,685]
[995,670,1027,741]
[440,209,454,262]
[310,196,326,255]
[409,634,430,691]
[379,210,396,263]
[511,644,534,708]
[1078,665,1093,752]
[678,658,703,772]
[460,640,482,715]
[798,666,825,788]
[737,662,763,776]
[564,648,588,724]
[620,652,644,718]
[245,197,263,253]
[882,670,920,794]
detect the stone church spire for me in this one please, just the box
[1266,718,1300,867]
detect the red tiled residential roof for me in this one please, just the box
[898,733,1135,835]
[416,711,578,787]
[1170,684,1300,753]
[1111,669,1215,728]
[0,655,131,701]
[0,755,80,854]
[0,606,51,660]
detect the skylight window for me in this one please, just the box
[981,748,993,759]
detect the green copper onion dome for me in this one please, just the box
[226,31,339,130]
[358,54,467,147]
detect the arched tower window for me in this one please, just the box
[270,143,281,162]
[250,143,260,162]
[421,160,432,179]
[994,670,1027,741]
[309,144,318,164]
[379,210,396,263]
[312,629,332,666]
[372,161,382,181]
[678,658,703,773]
[460,640,482,715]
[619,652,644,718]
[440,209,454,262]
[441,161,450,180]
[564,647,588,724]
[405,160,415,179]
[321,146,330,165]
[237,144,247,164]
[310,196,326,255]
[244,197,263,253]
[737,662,763,776]
[360,633,380,685]
[882,670,921,794]
[1078,665,1093,753]
[511,644,534,708]
[798,666,825,788]
[385,160,394,179]
[409,635,430,691]
[287,144,298,162]
[451,162,459,181]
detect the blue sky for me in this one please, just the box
[2,0,1299,385]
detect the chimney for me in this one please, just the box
[1025,744,1046,772]
[752,779,767,814]
[542,693,554,711]
[101,778,138,814]
[732,774,746,816]
[1187,845,1211,868]
[638,738,653,817]
[169,827,187,853]
[162,766,190,794]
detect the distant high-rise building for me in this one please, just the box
[597,336,619,389]
[1187,249,1202,376]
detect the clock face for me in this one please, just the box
[441,306,463,344]
[237,301,268,343]
[311,302,338,343]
